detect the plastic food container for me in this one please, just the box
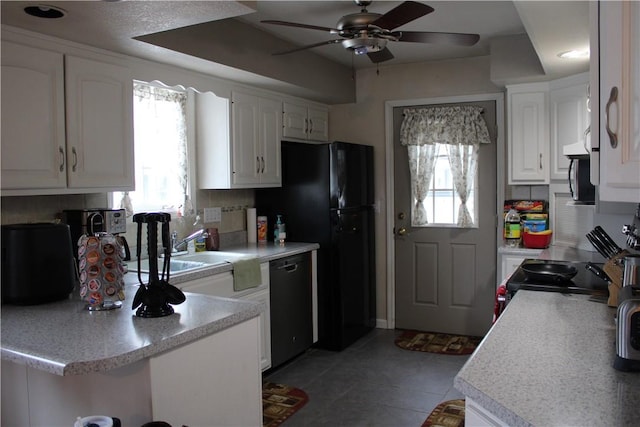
[522,230,552,249]
[522,219,547,232]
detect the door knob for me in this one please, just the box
[397,227,407,236]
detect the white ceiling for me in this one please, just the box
[0,1,590,87]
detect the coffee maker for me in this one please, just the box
[63,209,130,261]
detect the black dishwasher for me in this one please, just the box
[269,253,312,369]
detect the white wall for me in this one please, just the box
[329,55,502,323]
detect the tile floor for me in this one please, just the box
[263,328,468,426]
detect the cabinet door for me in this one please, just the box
[598,1,640,202]
[242,288,271,371]
[282,102,308,140]
[1,42,66,190]
[65,56,134,190]
[509,91,549,184]
[308,107,329,142]
[549,81,589,180]
[257,97,282,186]
[231,92,260,185]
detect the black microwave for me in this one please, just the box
[568,157,595,204]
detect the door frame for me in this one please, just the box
[384,92,506,330]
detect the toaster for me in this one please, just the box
[614,285,640,371]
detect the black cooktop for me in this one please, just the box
[506,259,609,296]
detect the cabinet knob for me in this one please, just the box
[605,86,619,148]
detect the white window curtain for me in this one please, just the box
[127,83,189,214]
[400,105,490,227]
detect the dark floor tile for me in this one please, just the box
[264,328,467,426]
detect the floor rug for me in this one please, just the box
[422,399,465,427]
[395,330,482,355]
[263,382,309,427]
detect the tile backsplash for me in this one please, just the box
[1,189,255,252]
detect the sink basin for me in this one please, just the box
[130,258,209,274]
[175,251,248,264]
[129,251,247,274]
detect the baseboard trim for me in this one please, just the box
[376,318,389,329]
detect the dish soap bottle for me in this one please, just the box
[193,214,206,252]
[274,215,282,242]
[504,206,521,248]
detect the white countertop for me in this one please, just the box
[0,242,319,376]
[454,290,640,426]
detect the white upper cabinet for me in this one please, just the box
[549,73,590,181]
[64,55,134,190]
[507,83,550,184]
[1,41,66,190]
[197,90,282,189]
[283,102,329,142]
[595,1,640,202]
[1,41,134,195]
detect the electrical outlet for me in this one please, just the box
[204,207,222,223]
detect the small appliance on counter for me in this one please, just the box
[63,209,130,261]
[1,223,77,305]
[614,285,640,372]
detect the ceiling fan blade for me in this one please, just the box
[272,39,343,56]
[368,47,395,63]
[261,20,338,33]
[371,1,434,31]
[396,31,480,46]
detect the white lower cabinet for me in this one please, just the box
[465,398,509,427]
[179,263,272,371]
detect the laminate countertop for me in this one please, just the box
[454,290,640,426]
[1,242,319,376]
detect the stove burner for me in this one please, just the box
[507,259,609,296]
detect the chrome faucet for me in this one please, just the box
[171,229,208,253]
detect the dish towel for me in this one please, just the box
[232,257,261,291]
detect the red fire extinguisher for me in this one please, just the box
[493,285,507,323]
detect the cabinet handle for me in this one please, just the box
[539,153,543,170]
[605,86,618,148]
[72,147,78,172]
[304,118,308,134]
[59,147,65,172]
[261,156,265,174]
[256,156,260,174]
[308,119,313,135]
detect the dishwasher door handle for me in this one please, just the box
[278,263,299,273]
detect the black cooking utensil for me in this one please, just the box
[585,262,613,284]
[587,231,616,258]
[594,226,623,255]
[586,233,612,259]
[521,263,578,282]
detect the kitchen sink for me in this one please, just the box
[129,251,247,274]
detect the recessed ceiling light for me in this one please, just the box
[558,49,590,59]
[24,5,66,19]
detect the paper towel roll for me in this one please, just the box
[247,208,257,243]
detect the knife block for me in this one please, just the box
[604,251,628,306]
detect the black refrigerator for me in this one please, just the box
[256,141,376,351]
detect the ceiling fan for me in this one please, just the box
[262,0,480,63]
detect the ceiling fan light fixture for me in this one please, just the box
[343,37,387,55]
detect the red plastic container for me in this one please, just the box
[522,230,552,249]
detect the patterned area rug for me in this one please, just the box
[263,382,309,427]
[395,330,482,355]
[422,399,466,427]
